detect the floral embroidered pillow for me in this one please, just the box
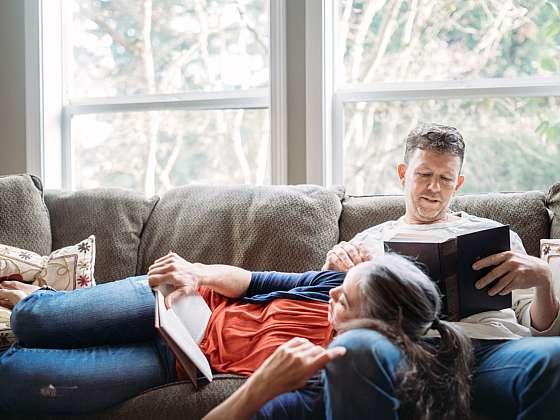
[0,235,96,290]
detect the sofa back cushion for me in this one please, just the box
[548,183,560,239]
[45,189,158,283]
[0,174,51,255]
[340,191,551,257]
[138,185,343,274]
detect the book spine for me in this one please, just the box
[439,238,460,321]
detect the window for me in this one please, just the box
[28,0,286,195]
[331,0,560,194]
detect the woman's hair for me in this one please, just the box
[341,254,473,420]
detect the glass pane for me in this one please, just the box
[66,0,269,97]
[337,0,560,84]
[343,97,560,194]
[71,109,270,194]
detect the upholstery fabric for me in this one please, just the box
[547,183,560,239]
[3,375,246,420]
[45,189,158,283]
[339,191,551,257]
[0,174,51,256]
[138,185,344,274]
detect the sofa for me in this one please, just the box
[1,173,559,420]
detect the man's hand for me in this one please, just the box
[474,251,559,331]
[473,251,552,296]
[322,241,372,272]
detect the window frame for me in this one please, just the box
[25,0,287,190]
[305,0,560,188]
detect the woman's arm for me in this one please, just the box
[203,338,346,420]
[147,252,252,308]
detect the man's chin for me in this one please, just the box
[416,207,446,222]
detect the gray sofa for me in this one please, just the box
[1,174,559,420]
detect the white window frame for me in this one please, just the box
[305,0,560,188]
[25,0,287,190]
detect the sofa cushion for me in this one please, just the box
[340,191,550,257]
[139,185,343,274]
[45,189,158,283]
[0,174,51,255]
[547,182,560,239]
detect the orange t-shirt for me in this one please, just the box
[192,286,334,376]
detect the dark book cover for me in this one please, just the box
[384,224,512,321]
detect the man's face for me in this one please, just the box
[398,149,464,224]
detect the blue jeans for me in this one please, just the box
[323,329,560,420]
[0,276,176,414]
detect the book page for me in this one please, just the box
[155,290,213,381]
[156,285,212,344]
[387,229,452,243]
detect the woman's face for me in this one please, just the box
[328,265,365,330]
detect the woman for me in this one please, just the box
[0,253,472,419]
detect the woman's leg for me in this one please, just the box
[11,276,156,348]
[0,336,176,414]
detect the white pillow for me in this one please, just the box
[0,235,96,290]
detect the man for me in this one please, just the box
[320,123,560,419]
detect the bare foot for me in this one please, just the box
[0,281,40,309]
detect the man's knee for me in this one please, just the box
[326,328,402,384]
[524,338,560,386]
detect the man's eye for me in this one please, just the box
[418,173,431,177]
[441,176,453,182]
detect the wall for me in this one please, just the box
[0,1,27,176]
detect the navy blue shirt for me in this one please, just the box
[243,270,346,304]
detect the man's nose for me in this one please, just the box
[427,176,441,192]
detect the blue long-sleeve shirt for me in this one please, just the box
[242,270,346,304]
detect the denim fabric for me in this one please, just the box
[0,276,176,414]
[323,329,560,420]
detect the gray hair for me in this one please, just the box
[404,123,466,168]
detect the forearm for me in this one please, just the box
[197,264,252,298]
[203,378,270,420]
[530,283,560,331]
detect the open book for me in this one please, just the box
[154,285,213,387]
[384,224,512,321]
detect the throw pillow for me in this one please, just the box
[0,235,96,290]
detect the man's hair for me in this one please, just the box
[404,123,465,167]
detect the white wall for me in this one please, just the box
[0,1,27,176]
[0,0,308,183]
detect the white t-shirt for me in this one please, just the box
[352,212,560,340]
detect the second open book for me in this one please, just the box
[154,285,213,388]
[384,224,512,321]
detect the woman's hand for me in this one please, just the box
[147,252,252,308]
[247,337,347,402]
[203,337,346,420]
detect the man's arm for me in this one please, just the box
[474,251,560,332]
[203,338,346,420]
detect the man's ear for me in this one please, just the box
[454,175,465,193]
[397,163,407,186]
